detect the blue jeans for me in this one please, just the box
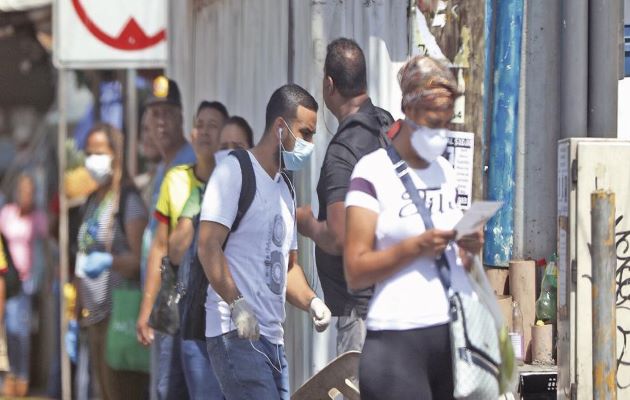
[180,338,224,399]
[156,332,189,400]
[206,331,289,400]
[5,290,32,380]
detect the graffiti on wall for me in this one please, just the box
[616,214,630,389]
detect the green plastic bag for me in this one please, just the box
[106,283,150,372]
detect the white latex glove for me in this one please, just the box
[309,297,332,332]
[230,297,260,340]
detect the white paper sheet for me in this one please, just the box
[454,201,503,239]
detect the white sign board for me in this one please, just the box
[54,0,167,69]
[444,131,475,209]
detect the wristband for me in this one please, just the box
[229,295,244,310]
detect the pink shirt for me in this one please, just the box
[0,204,47,281]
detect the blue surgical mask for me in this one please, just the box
[280,121,314,171]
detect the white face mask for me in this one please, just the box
[407,119,448,163]
[214,149,230,165]
[85,154,113,184]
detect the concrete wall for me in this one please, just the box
[516,0,561,261]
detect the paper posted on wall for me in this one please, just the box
[444,131,475,210]
[454,201,503,240]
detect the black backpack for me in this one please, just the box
[180,149,294,341]
[334,105,394,150]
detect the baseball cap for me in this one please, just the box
[145,76,182,108]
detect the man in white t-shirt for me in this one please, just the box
[197,84,332,400]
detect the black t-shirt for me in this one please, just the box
[315,99,393,316]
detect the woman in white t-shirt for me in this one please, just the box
[344,56,484,400]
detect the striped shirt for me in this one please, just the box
[77,188,147,326]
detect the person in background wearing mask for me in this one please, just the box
[198,84,332,400]
[343,56,484,399]
[75,123,149,400]
[297,37,393,356]
[0,173,47,397]
[138,101,228,399]
[134,76,196,399]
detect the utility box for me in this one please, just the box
[556,138,630,399]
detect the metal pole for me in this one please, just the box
[591,190,617,400]
[589,0,620,138]
[483,0,524,267]
[560,0,588,138]
[125,69,138,177]
[512,0,528,260]
[516,0,562,261]
[482,0,496,173]
[57,68,71,400]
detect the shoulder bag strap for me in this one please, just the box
[385,145,453,291]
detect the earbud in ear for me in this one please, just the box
[278,128,283,138]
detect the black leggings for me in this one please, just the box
[359,324,454,400]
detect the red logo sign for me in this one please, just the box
[71,0,166,51]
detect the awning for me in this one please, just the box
[0,0,50,12]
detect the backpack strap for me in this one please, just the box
[220,150,293,245]
[227,149,257,235]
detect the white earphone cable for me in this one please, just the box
[249,340,283,375]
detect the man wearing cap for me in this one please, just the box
[135,76,196,400]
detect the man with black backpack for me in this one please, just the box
[296,38,394,356]
[197,84,331,399]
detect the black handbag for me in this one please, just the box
[148,256,182,335]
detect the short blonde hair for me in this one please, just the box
[398,55,459,113]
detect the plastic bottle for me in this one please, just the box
[510,301,524,365]
[536,255,558,322]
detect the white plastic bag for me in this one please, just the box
[467,254,518,395]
